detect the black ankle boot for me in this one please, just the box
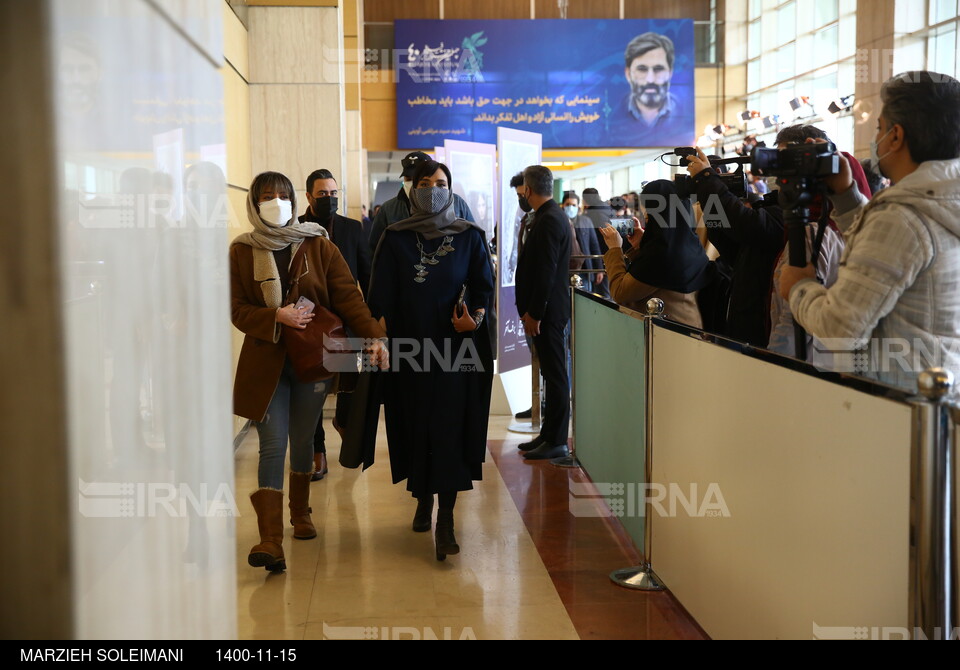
[435,509,459,561]
[412,496,433,533]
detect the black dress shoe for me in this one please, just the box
[311,453,329,481]
[523,443,569,460]
[435,510,459,561]
[515,407,533,419]
[518,436,545,452]
[412,496,433,533]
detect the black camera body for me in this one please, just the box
[673,150,749,200]
[751,142,840,178]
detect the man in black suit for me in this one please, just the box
[299,168,372,480]
[515,165,573,461]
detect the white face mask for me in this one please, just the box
[564,205,578,219]
[871,127,895,179]
[403,180,413,197]
[259,197,292,228]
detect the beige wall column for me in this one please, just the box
[722,0,748,131]
[343,0,367,220]
[223,1,253,436]
[248,1,345,210]
[853,0,897,157]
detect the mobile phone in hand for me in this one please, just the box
[456,284,467,316]
[295,296,315,315]
[609,218,635,239]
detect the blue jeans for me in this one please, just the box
[255,358,331,489]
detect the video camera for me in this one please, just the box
[672,148,749,199]
[751,142,841,362]
[751,142,840,179]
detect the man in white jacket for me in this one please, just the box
[780,71,960,393]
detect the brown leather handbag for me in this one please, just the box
[282,240,358,383]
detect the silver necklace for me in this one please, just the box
[414,233,455,283]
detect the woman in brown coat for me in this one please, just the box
[231,171,387,573]
[598,180,710,328]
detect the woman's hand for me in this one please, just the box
[598,224,622,250]
[627,216,644,248]
[366,338,390,370]
[276,303,313,329]
[452,302,479,332]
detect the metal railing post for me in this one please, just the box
[610,298,666,591]
[910,368,957,640]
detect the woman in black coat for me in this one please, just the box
[368,160,495,561]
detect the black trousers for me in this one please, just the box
[313,392,352,454]
[533,318,570,447]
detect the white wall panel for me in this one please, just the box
[649,327,913,640]
[52,0,236,639]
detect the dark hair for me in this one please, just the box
[250,171,297,214]
[562,190,580,204]
[775,124,829,146]
[410,160,452,189]
[860,159,886,195]
[305,169,336,194]
[881,71,960,163]
[184,161,226,193]
[509,171,526,188]
[582,187,604,208]
[523,165,554,198]
[625,32,675,70]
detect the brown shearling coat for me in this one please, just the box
[604,246,704,329]
[231,236,386,421]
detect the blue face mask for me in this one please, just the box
[564,205,578,219]
[870,127,894,179]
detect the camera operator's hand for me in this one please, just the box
[598,224,623,250]
[685,148,712,177]
[806,138,853,195]
[779,263,817,301]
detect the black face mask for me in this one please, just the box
[518,195,532,213]
[312,196,337,221]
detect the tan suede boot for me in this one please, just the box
[288,471,317,539]
[248,488,286,572]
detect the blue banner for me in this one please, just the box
[395,19,696,149]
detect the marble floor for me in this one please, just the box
[235,413,706,640]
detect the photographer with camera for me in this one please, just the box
[749,134,871,362]
[685,125,865,355]
[684,139,788,346]
[780,71,960,391]
[598,180,711,329]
